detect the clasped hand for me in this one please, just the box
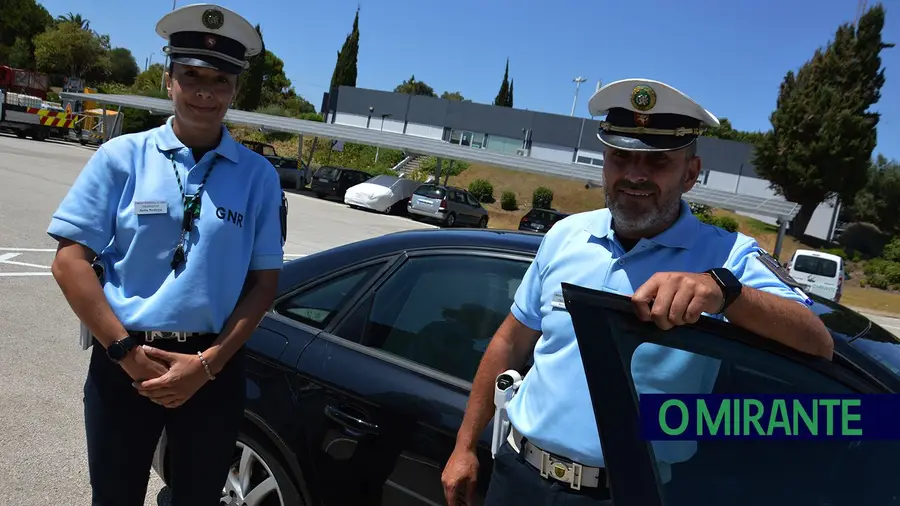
[128,345,210,408]
[631,271,724,330]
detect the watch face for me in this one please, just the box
[108,342,126,361]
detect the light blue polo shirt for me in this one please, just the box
[506,200,806,473]
[47,116,284,334]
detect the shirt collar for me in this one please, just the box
[154,115,240,164]
[585,200,698,250]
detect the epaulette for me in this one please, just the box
[753,247,801,289]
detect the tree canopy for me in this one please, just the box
[752,4,893,237]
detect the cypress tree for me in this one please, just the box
[507,79,514,107]
[329,7,359,89]
[493,58,510,107]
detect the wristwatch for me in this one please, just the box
[107,335,139,363]
[705,268,743,315]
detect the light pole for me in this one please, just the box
[570,76,587,117]
[374,113,391,163]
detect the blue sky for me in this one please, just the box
[39,0,900,160]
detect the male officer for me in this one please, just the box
[48,4,283,505]
[441,78,833,505]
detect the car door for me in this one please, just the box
[464,191,484,223]
[296,249,533,506]
[560,283,900,506]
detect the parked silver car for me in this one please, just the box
[407,184,489,228]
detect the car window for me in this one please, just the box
[274,264,384,329]
[353,254,529,382]
[415,185,444,199]
[465,193,480,207]
[316,167,339,180]
[793,255,838,277]
[590,311,899,506]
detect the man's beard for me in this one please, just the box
[603,176,683,237]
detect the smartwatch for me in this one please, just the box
[705,268,742,315]
[107,335,139,363]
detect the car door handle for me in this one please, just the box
[324,405,380,435]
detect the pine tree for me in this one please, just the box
[329,7,359,89]
[506,79,514,107]
[752,4,893,237]
[493,58,510,107]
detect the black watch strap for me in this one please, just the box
[107,335,138,363]
[705,268,742,315]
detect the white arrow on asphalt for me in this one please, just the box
[0,252,51,269]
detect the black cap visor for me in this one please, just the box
[597,108,702,152]
[170,55,243,75]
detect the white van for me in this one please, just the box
[785,249,844,303]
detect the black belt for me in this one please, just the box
[127,330,209,343]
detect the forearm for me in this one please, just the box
[725,287,833,359]
[51,255,127,349]
[455,314,537,451]
[203,270,278,375]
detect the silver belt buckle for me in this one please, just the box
[539,451,583,490]
[146,331,187,343]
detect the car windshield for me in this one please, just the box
[368,175,398,187]
[793,255,838,277]
[317,167,340,180]
[415,185,444,198]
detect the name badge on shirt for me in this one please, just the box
[550,291,567,310]
[135,201,168,215]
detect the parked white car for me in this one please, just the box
[344,174,421,214]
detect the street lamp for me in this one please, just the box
[375,113,392,163]
[571,76,587,117]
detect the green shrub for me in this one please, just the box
[689,203,713,218]
[882,237,900,262]
[696,214,739,233]
[500,191,518,211]
[532,186,554,209]
[863,258,900,290]
[469,179,495,203]
[716,216,739,233]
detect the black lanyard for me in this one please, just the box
[169,152,216,270]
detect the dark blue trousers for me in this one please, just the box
[484,442,614,506]
[83,336,245,506]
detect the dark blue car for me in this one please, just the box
[152,228,900,506]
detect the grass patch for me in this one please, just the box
[446,163,603,230]
[840,286,900,315]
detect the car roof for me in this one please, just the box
[793,249,843,263]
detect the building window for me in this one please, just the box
[576,155,604,167]
[698,169,710,186]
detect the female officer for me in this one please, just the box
[47,4,284,505]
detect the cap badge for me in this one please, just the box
[204,35,217,49]
[631,85,657,112]
[202,9,225,30]
[634,113,650,127]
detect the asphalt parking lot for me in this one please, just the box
[0,133,433,505]
[2,133,899,505]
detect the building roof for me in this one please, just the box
[61,91,801,221]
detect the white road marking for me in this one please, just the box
[0,252,50,269]
[0,247,56,252]
[0,272,53,277]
